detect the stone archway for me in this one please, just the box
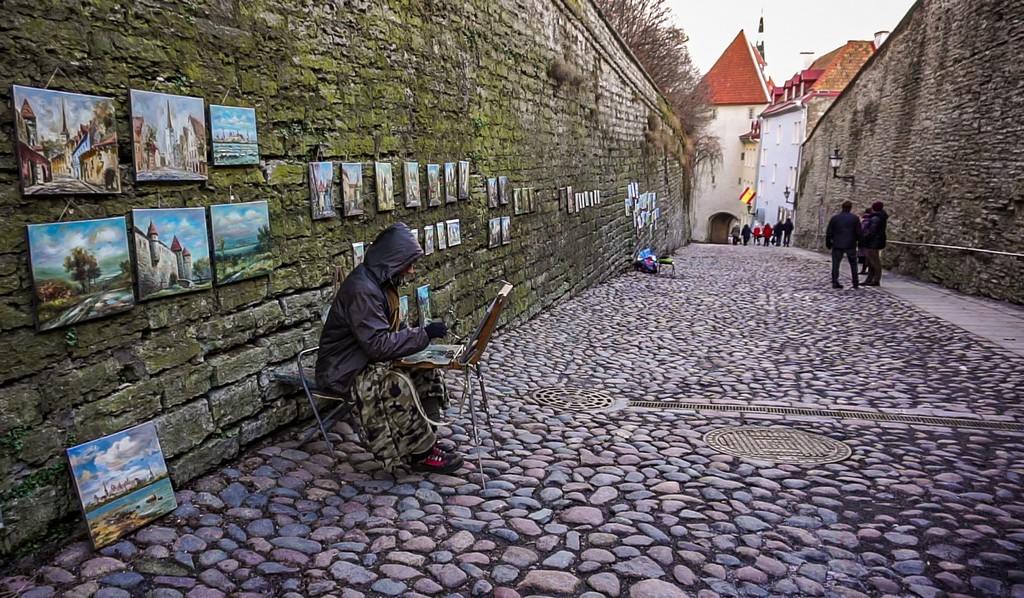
[707,212,737,244]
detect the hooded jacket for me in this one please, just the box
[862,209,888,249]
[315,222,430,393]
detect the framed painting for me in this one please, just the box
[404,162,421,208]
[423,226,435,255]
[416,284,432,325]
[352,242,365,268]
[399,295,410,324]
[498,176,508,205]
[309,161,336,219]
[426,164,441,207]
[27,216,135,331]
[131,207,212,301]
[375,162,395,211]
[341,163,364,217]
[446,219,461,246]
[209,105,259,166]
[67,421,176,549]
[566,185,574,214]
[410,228,419,247]
[513,188,524,215]
[487,178,498,209]
[129,90,207,182]
[435,222,447,250]
[488,218,501,249]
[209,200,274,285]
[12,85,121,195]
[527,188,536,213]
[501,216,511,245]
[458,160,470,200]
[444,162,456,203]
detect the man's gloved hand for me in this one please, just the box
[425,322,448,339]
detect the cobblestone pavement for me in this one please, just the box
[4,244,1023,598]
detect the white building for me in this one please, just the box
[692,30,771,243]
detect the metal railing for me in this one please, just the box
[889,240,1024,258]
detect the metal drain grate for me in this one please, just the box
[531,388,623,412]
[704,426,852,464]
[629,401,1024,432]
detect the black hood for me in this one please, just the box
[363,222,422,282]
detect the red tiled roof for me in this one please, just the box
[170,236,182,251]
[809,41,875,92]
[148,221,158,235]
[701,30,770,105]
[20,99,36,119]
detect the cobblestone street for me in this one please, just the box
[5,243,1023,598]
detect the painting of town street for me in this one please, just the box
[67,422,176,549]
[27,216,135,332]
[12,85,121,195]
[209,201,274,285]
[130,90,208,182]
[209,105,259,166]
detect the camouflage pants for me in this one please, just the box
[352,364,448,472]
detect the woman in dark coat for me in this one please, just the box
[741,224,752,245]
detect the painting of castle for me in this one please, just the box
[26,216,135,331]
[67,421,176,548]
[209,105,259,166]
[12,85,121,195]
[129,90,207,182]
[130,208,212,301]
[209,201,274,285]
[309,162,336,219]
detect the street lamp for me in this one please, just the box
[829,147,855,186]
[783,186,791,201]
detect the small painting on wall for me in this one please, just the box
[399,295,410,324]
[404,162,421,207]
[458,160,470,200]
[488,218,501,248]
[12,85,121,195]
[209,105,259,166]
[66,421,176,549]
[501,216,511,245]
[566,185,575,213]
[27,216,135,331]
[309,161,336,219]
[375,162,395,211]
[410,228,419,248]
[487,178,498,209]
[446,219,461,246]
[131,207,212,301]
[129,89,207,182]
[209,200,274,285]
[416,284,432,325]
[423,226,435,255]
[513,188,524,215]
[444,162,457,203]
[427,164,442,207]
[341,163,364,217]
[352,242,365,268]
[435,222,447,250]
[498,176,508,205]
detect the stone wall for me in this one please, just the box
[0,0,688,553]
[795,0,1024,304]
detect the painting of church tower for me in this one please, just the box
[131,207,212,300]
[129,90,207,182]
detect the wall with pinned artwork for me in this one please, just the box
[0,0,689,551]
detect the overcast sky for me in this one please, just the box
[667,0,918,83]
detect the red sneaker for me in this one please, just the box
[412,443,464,474]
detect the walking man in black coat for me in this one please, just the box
[825,200,862,289]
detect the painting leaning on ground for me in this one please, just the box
[27,216,135,331]
[209,201,274,285]
[12,85,121,195]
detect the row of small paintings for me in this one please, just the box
[26,202,273,331]
[308,161,472,220]
[347,220,464,271]
[13,85,261,194]
[488,217,513,248]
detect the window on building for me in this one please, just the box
[772,164,777,183]
[793,122,802,144]
[738,177,742,185]
[741,152,745,162]
[776,125,781,145]
[761,149,767,166]
[748,107,755,119]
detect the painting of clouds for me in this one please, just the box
[131,207,212,301]
[209,200,274,285]
[66,421,176,549]
[129,89,207,182]
[209,105,259,166]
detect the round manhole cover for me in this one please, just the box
[530,387,623,412]
[703,426,852,464]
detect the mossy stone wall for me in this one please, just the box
[0,0,688,553]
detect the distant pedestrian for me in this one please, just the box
[772,220,784,246]
[825,200,862,289]
[730,224,741,245]
[782,218,794,247]
[857,209,872,274]
[752,225,762,245]
[741,224,752,245]
[862,201,889,286]
[762,223,773,248]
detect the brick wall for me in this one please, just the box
[795,0,1024,304]
[0,0,688,552]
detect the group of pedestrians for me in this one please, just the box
[825,200,889,289]
[731,219,794,247]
